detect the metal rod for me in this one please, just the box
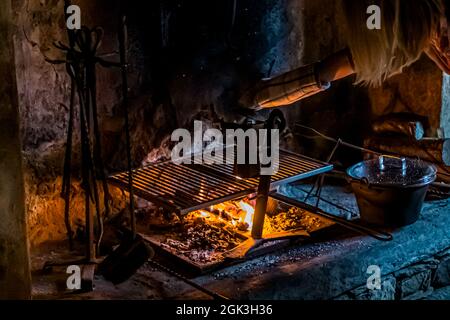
[78,84,96,261]
[314,139,341,208]
[62,77,76,251]
[296,186,356,216]
[295,124,382,155]
[271,193,393,242]
[119,14,136,239]
[61,0,77,252]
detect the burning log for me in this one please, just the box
[364,136,450,166]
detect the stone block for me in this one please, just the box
[424,286,450,300]
[402,288,434,300]
[334,294,353,300]
[394,261,438,300]
[433,252,450,288]
[349,275,396,301]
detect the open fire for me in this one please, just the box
[136,196,332,268]
[117,145,336,271]
[206,200,255,232]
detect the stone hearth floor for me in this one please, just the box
[31,184,450,300]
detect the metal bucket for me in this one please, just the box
[347,156,437,227]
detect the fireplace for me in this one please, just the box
[108,148,334,273]
[1,0,450,302]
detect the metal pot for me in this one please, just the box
[347,156,437,227]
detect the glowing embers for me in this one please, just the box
[157,198,329,263]
[135,196,335,272]
[205,199,324,235]
[208,200,255,232]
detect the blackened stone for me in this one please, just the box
[349,275,396,301]
[402,288,434,300]
[424,286,450,300]
[394,260,438,300]
[433,252,450,288]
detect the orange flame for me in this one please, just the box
[202,199,256,232]
[199,210,210,218]
[238,201,254,229]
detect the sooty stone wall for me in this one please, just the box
[12,0,127,246]
[12,0,445,247]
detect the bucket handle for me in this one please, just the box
[378,155,407,175]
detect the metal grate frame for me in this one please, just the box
[108,149,333,214]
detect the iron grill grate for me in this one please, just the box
[108,149,333,214]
